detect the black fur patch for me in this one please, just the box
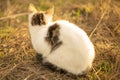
[31,13,46,26]
[45,23,62,52]
[36,53,43,61]
[42,61,58,71]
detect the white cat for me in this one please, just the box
[28,4,95,75]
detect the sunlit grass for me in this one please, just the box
[0,26,16,37]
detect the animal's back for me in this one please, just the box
[46,20,95,75]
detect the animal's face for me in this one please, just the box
[28,4,54,26]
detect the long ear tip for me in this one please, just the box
[51,5,54,12]
[29,3,33,7]
[28,3,37,12]
[28,3,33,10]
[51,5,54,14]
[52,5,54,9]
[45,6,54,15]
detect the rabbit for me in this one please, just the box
[28,4,95,75]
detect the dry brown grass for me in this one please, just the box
[0,0,120,80]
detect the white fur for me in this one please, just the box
[29,13,95,75]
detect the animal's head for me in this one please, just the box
[28,4,54,26]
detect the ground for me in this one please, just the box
[0,0,120,80]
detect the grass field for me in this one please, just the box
[0,0,120,80]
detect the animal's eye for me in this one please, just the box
[31,13,46,26]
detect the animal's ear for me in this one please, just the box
[45,6,54,16]
[28,4,37,12]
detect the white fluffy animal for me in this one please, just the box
[28,4,95,75]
